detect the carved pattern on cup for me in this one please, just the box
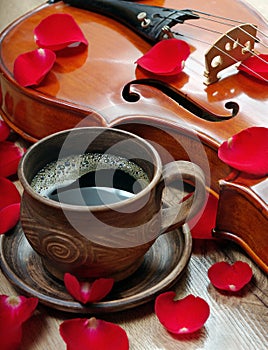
[40,232,88,265]
[21,217,40,251]
[91,215,161,249]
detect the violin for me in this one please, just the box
[0,0,267,272]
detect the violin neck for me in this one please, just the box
[63,0,199,43]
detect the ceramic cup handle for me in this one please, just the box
[159,160,206,233]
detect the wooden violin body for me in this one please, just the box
[0,0,267,272]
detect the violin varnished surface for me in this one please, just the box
[0,0,267,142]
[0,1,267,349]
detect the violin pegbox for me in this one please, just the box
[204,23,257,85]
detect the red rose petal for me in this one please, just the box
[13,48,56,87]
[0,177,20,210]
[208,261,253,291]
[0,120,10,142]
[218,126,268,176]
[0,326,22,350]
[238,54,268,81]
[60,317,129,350]
[63,273,82,301]
[64,273,114,304]
[0,295,38,350]
[85,278,114,302]
[0,141,24,177]
[155,292,210,334]
[188,192,218,239]
[0,295,38,323]
[0,203,20,235]
[34,13,88,51]
[136,38,190,75]
[0,178,20,234]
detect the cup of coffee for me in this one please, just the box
[18,127,206,281]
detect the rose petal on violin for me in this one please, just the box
[64,273,114,304]
[0,141,25,178]
[34,13,88,51]
[13,48,56,87]
[208,261,253,291]
[0,120,10,142]
[60,317,129,350]
[238,54,268,81]
[0,177,20,210]
[218,126,268,176]
[155,292,210,334]
[0,177,21,234]
[189,192,218,239]
[0,203,20,235]
[136,38,190,75]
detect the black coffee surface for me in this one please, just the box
[31,153,150,206]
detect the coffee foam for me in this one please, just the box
[31,152,150,197]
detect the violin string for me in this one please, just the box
[257,28,268,42]
[239,26,268,49]
[190,16,268,50]
[172,30,268,83]
[187,15,268,47]
[183,22,268,58]
[183,21,224,36]
[159,13,268,51]
[191,8,268,42]
[158,11,268,80]
[235,26,268,50]
[190,9,245,25]
[191,13,243,29]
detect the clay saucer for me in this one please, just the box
[0,223,192,313]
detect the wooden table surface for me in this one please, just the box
[0,1,267,349]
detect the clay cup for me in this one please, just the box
[18,127,206,281]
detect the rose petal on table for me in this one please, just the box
[0,141,25,177]
[0,295,38,323]
[136,38,190,75]
[188,192,218,239]
[13,48,56,87]
[0,203,20,235]
[0,325,22,350]
[218,126,268,177]
[238,54,268,81]
[155,292,210,334]
[0,295,38,350]
[208,261,253,291]
[34,13,88,51]
[0,120,10,142]
[60,317,129,350]
[0,177,20,209]
[64,273,114,304]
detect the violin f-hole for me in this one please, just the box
[122,79,239,122]
[204,24,257,85]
